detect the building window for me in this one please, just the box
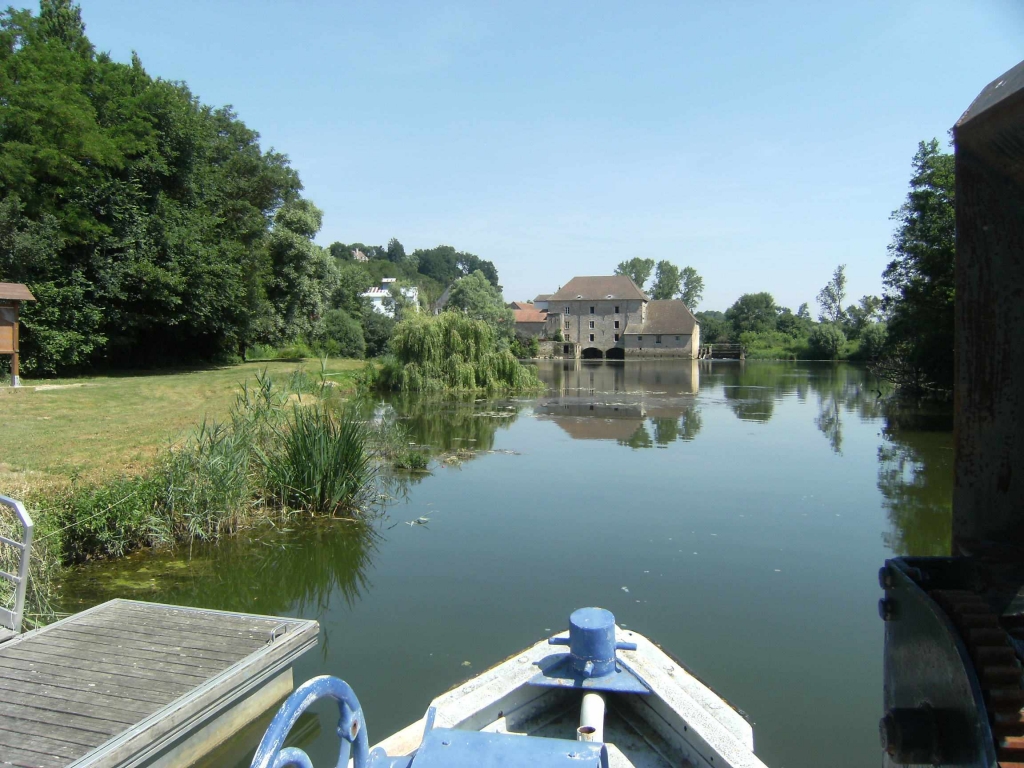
[614,305,619,313]
[563,344,570,354]
[589,320,595,329]
[614,320,620,329]
[637,335,643,341]
[675,336,681,341]
[589,334,595,342]
[564,320,570,330]
[656,335,662,343]
[564,306,570,315]
[614,333,619,341]
[589,306,595,314]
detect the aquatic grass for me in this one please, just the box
[159,418,258,543]
[259,403,377,516]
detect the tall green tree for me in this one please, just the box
[695,310,729,343]
[386,237,406,263]
[725,293,778,334]
[881,139,955,391]
[650,260,681,300]
[679,266,704,309]
[266,199,339,343]
[614,257,655,289]
[843,295,882,340]
[446,270,513,338]
[816,264,847,324]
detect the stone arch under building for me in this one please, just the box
[604,347,625,360]
[581,347,604,360]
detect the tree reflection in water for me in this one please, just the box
[59,518,381,626]
[877,398,953,556]
[382,394,522,454]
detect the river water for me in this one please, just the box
[58,361,953,768]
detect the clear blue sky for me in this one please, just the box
[76,0,1021,312]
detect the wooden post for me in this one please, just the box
[0,284,35,387]
[11,302,19,387]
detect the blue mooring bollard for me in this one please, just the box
[549,607,637,678]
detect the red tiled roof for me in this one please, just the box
[513,308,548,323]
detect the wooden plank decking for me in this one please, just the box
[0,599,318,768]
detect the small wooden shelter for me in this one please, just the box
[0,282,36,387]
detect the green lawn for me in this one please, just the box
[0,359,365,494]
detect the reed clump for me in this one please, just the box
[362,313,541,394]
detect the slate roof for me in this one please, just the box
[513,308,548,324]
[0,283,36,302]
[624,300,698,335]
[549,276,648,302]
[533,294,552,302]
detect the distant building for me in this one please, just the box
[546,275,700,359]
[352,248,369,262]
[533,294,552,312]
[362,278,419,317]
[512,306,548,338]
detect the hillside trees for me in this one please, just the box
[446,270,514,339]
[414,245,499,290]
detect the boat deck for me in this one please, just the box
[0,599,318,768]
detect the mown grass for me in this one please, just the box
[0,359,364,494]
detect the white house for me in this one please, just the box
[361,278,419,317]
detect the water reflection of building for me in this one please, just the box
[534,361,701,445]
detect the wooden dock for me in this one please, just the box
[0,599,318,768]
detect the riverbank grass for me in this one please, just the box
[0,359,364,494]
[2,363,384,627]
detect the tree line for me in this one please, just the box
[0,1,503,375]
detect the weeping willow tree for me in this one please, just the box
[367,313,540,393]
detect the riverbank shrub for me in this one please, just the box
[739,331,810,360]
[363,313,541,393]
[809,324,847,360]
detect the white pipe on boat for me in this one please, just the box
[577,692,605,742]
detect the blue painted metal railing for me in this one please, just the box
[0,495,33,636]
[251,675,369,768]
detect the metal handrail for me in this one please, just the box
[250,675,369,768]
[0,495,33,635]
